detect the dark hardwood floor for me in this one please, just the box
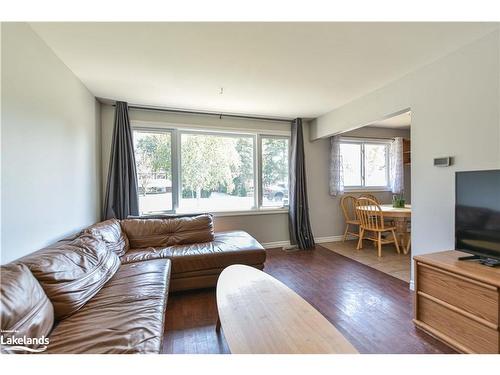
[163,245,455,354]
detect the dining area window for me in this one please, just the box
[339,139,390,191]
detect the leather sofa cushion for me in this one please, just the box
[120,246,173,264]
[44,259,171,354]
[171,231,266,274]
[119,231,266,275]
[0,263,54,353]
[83,219,129,256]
[18,235,120,321]
[121,214,214,249]
[170,231,265,274]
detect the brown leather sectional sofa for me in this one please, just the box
[0,214,266,354]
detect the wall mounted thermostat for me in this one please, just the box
[433,157,452,167]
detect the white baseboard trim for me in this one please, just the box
[261,240,291,249]
[316,235,349,243]
[261,235,347,249]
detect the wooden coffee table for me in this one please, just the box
[216,264,358,354]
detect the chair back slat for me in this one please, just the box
[359,193,380,204]
[340,195,358,222]
[355,197,384,230]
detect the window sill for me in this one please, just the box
[175,208,289,217]
[343,188,392,193]
[215,208,289,217]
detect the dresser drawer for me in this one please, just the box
[417,262,499,325]
[417,295,499,353]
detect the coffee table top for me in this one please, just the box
[216,264,359,354]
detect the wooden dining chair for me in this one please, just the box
[355,197,400,257]
[405,221,411,254]
[360,193,395,227]
[405,234,411,254]
[340,195,360,242]
[359,193,379,204]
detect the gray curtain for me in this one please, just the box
[288,118,315,249]
[103,101,139,220]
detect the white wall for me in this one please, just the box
[311,30,500,285]
[1,23,101,263]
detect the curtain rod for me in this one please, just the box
[340,135,397,141]
[112,103,293,123]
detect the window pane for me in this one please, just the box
[262,137,289,208]
[180,133,254,212]
[340,143,362,186]
[133,130,172,213]
[365,144,388,186]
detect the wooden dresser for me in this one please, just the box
[413,251,500,353]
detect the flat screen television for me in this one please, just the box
[455,169,500,266]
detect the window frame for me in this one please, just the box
[258,134,291,209]
[132,122,290,216]
[177,129,258,213]
[339,137,391,192]
[133,126,176,214]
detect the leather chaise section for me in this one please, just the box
[119,231,266,291]
[170,231,266,274]
[44,259,171,354]
[120,231,265,271]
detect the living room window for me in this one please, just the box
[261,136,289,208]
[133,129,173,214]
[339,138,390,191]
[179,132,256,213]
[133,128,290,215]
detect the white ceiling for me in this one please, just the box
[31,22,498,118]
[368,111,411,129]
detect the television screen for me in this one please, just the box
[455,169,500,261]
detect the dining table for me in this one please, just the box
[356,204,411,254]
[377,204,411,254]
